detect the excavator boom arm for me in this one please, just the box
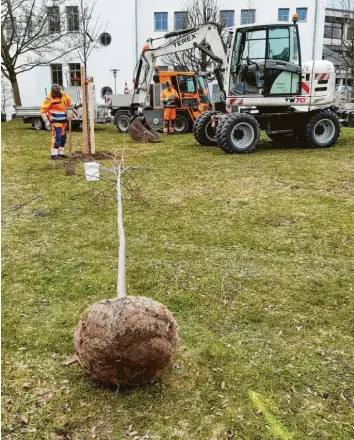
[130,23,227,117]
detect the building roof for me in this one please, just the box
[322,46,348,68]
[326,7,354,19]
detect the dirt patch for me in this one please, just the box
[68,151,116,162]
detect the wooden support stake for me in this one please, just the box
[68,119,73,154]
[80,65,89,154]
[87,77,95,155]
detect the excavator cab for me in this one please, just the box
[229,23,301,97]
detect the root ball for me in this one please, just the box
[74,296,178,386]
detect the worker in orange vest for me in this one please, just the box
[40,84,81,160]
[160,81,179,134]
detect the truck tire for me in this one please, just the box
[193,111,221,146]
[115,113,130,133]
[33,117,44,130]
[304,110,340,148]
[217,113,260,154]
[348,112,354,128]
[174,114,189,133]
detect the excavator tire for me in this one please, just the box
[303,110,340,148]
[217,113,260,154]
[193,111,221,146]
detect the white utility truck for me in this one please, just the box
[14,86,111,130]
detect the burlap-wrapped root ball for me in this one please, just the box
[74,296,178,386]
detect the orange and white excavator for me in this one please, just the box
[130,15,340,153]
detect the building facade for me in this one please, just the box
[323,6,354,86]
[15,0,327,107]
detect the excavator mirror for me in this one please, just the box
[226,32,233,49]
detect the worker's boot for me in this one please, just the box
[163,120,169,134]
[169,119,175,134]
[51,148,59,160]
[58,147,67,159]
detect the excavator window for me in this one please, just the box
[267,28,290,61]
[230,24,301,97]
[242,30,266,62]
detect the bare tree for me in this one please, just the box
[1,75,14,116]
[69,0,106,153]
[339,1,354,96]
[69,0,104,83]
[163,0,223,73]
[1,0,80,105]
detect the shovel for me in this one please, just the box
[65,117,76,176]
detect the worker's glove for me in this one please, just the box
[74,103,83,109]
[44,120,52,131]
[162,98,168,104]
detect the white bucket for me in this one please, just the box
[84,162,100,181]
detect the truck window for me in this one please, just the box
[178,75,196,93]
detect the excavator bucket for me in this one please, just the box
[129,116,161,143]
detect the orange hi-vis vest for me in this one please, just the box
[40,92,72,124]
[160,87,179,108]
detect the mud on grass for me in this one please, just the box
[2,119,354,439]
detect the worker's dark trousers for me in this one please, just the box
[51,123,67,158]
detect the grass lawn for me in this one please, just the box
[2,119,354,440]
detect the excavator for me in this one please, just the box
[130,14,340,153]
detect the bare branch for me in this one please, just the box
[2,0,106,105]
[162,0,223,73]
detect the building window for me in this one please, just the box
[324,21,343,40]
[155,12,168,32]
[99,32,111,46]
[296,8,307,22]
[220,10,234,27]
[48,6,60,33]
[241,9,256,25]
[101,86,113,97]
[51,64,63,86]
[278,8,289,22]
[174,12,188,30]
[68,63,81,86]
[66,6,79,32]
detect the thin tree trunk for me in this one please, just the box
[81,65,89,154]
[9,71,22,106]
[84,60,91,154]
[117,164,126,298]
